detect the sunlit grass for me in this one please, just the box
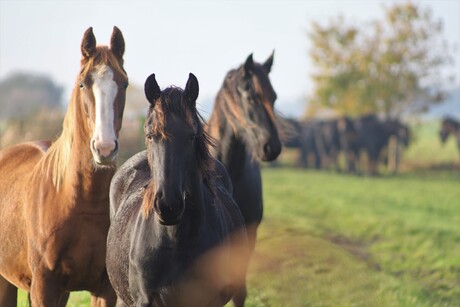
[18,290,90,306]
[244,167,459,306]
[405,121,458,167]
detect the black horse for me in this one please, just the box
[314,117,356,171]
[106,73,249,307]
[439,116,460,159]
[349,114,410,175]
[207,53,282,306]
[381,119,410,173]
[297,120,322,169]
[283,117,355,171]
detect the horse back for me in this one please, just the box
[0,140,52,206]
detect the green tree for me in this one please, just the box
[307,2,453,119]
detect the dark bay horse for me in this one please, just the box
[207,53,282,306]
[349,115,410,175]
[0,27,127,306]
[106,73,248,307]
[439,116,460,159]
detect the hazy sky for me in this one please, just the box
[1,0,459,116]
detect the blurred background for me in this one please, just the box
[1,0,459,306]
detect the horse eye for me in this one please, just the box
[79,82,84,89]
[146,133,154,141]
[189,134,196,142]
[123,82,129,89]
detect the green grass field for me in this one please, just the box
[17,121,459,306]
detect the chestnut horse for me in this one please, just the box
[207,53,282,306]
[107,73,248,306]
[0,27,128,306]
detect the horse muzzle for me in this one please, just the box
[259,138,282,162]
[153,191,185,226]
[91,139,119,165]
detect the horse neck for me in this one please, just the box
[48,88,115,200]
[208,90,251,172]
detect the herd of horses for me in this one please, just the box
[0,27,280,307]
[283,115,411,175]
[0,26,458,307]
[284,113,460,175]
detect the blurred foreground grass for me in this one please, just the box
[17,121,459,306]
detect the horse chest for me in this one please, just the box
[26,191,111,289]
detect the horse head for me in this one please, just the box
[78,26,128,165]
[142,73,214,225]
[439,117,459,144]
[225,52,282,161]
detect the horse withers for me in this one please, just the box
[106,73,249,307]
[0,27,127,306]
[207,52,282,306]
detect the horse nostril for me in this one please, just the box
[153,191,185,225]
[91,139,99,154]
[153,191,163,209]
[112,140,119,154]
[261,139,281,161]
[263,143,271,155]
[93,139,117,158]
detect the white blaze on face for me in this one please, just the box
[91,65,118,160]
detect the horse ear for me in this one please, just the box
[81,27,96,59]
[110,26,125,59]
[241,53,254,77]
[185,73,199,106]
[263,50,274,73]
[144,73,161,105]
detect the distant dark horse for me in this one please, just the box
[382,119,410,173]
[349,114,410,175]
[107,73,248,307]
[207,53,282,306]
[439,117,460,157]
[314,117,356,171]
[283,117,355,171]
[297,120,322,169]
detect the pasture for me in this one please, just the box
[17,121,459,306]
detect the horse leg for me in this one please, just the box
[90,282,117,307]
[332,150,340,172]
[0,274,17,307]
[115,298,129,307]
[57,292,70,307]
[231,224,257,307]
[346,151,356,173]
[29,270,68,307]
[298,148,307,168]
[368,159,378,176]
[91,294,116,307]
[231,278,247,307]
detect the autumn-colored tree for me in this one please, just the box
[307,2,454,119]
